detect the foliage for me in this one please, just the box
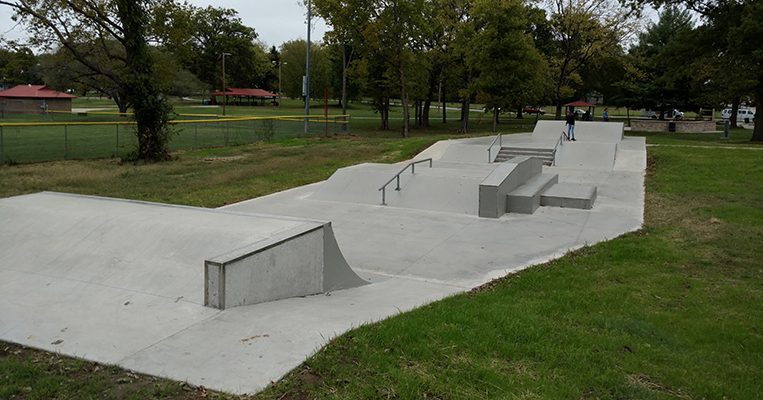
[279,40,333,99]
[151,1,273,91]
[0,45,41,84]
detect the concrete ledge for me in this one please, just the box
[507,173,559,214]
[541,183,597,210]
[479,157,543,218]
[204,222,366,309]
[631,119,717,133]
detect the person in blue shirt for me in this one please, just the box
[603,108,609,122]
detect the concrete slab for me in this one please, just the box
[0,123,646,395]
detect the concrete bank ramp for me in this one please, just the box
[0,192,365,310]
[310,162,496,215]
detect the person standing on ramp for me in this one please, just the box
[565,111,577,141]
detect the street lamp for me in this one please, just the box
[221,52,232,116]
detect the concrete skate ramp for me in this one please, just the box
[0,192,364,310]
[533,120,624,143]
[554,142,618,170]
[310,162,497,215]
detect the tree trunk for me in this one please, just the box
[555,102,563,121]
[116,0,172,161]
[341,47,348,117]
[399,64,410,137]
[730,97,740,128]
[516,107,523,119]
[752,86,763,142]
[423,98,431,128]
[493,108,499,132]
[461,96,470,133]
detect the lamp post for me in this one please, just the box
[304,0,311,135]
[221,52,232,116]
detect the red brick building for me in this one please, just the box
[0,85,76,115]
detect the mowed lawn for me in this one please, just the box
[0,133,762,399]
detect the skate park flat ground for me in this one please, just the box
[0,122,646,395]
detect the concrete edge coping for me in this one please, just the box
[205,223,325,266]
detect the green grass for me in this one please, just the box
[1,131,762,399]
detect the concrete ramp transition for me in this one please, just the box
[0,192,365,311]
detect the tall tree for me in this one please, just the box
[546,0,635,119]
[467,0,546,131]
[0,0,173,161]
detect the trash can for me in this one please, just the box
[668,122,676,132]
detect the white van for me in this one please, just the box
[722,108,755,123]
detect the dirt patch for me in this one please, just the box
[627,374,691,398]
[202,156,246,163]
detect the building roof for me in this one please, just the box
[564,100,595,107]
[0,85,76,99]
[211,88,277,98]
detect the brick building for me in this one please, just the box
[0,85,76,115]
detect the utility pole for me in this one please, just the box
[279,61,287,107]
[304,0,311,135]
[222,52,231,116]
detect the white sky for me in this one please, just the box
[0,0,329,50]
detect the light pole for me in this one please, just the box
[304,0,311,135]
[221,52,232,116]
[276,61,286,107]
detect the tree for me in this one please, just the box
[279,40,332,100]
[151,1,272,90]
[0,45,42,84]
[546,0,635,119]
[1,0,173,161]
[628,5,696,118]
[628,0,762,141]
[467,0,547,132]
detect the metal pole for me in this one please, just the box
[304,0,312,135]
[222,52,231,116]
[0,126,4,164]
[381,188,386,205]
[116,124,119,155]
[279,62,284,107]
[395,175,400,191]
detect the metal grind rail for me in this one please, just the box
[378,158,433,205]
[487,133,503,162]
[553,131,566,166]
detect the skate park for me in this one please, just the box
[0,120,646,394]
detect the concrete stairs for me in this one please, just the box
[495,146,555,165]
[541,183,597,210]
[507,173,559,214]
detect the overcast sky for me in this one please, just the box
[0,1,329,49]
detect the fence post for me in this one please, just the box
[64,125,69,160]
[0,126,4,164]
[115,124,119,156]
[194,124,198,149]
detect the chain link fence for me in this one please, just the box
[0,114,350,164]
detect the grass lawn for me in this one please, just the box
[1,132,762,399]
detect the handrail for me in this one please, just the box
[487,133,503,162]
[552,132,565,166]
[378,158,433,205]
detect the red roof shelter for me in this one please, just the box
[564,100,596,121]
[210,88,277,106]
[0,85,76,114]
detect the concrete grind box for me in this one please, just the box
[205,223,365,309]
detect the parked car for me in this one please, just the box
[642,109,684,120]
[522,106,545,115]
[722,108,755,123]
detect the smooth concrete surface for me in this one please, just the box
[541,183,597,210]
[479,157,543,218]
[0,123,646,395]
[507,173,559,214]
